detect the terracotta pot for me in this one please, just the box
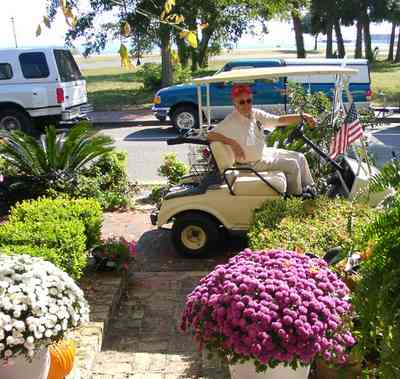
[314,358,362,379]
[0,349,50,379]
[229,360,310,379]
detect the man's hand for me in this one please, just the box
[303,113,317,128]
[230,140,246,161]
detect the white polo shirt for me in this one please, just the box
[212,108,280,163]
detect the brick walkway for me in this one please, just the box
[91,210,246,378]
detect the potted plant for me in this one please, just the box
[0,254,90,379]
[92,236,137,272]
[181,249,355,379]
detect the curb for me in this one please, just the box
[92,120,171,128]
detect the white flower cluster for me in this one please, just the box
[0,255,90,362]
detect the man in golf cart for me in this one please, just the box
[208,84,317,197]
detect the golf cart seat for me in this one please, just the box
[210,142,287,196]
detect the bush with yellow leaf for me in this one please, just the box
[248,197,374,257]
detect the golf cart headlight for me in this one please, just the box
[153,95,161,104]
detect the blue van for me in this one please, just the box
[152,58,371,131]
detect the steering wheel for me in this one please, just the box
[284,120,306,145]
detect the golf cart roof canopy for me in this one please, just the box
[193,66,358,85]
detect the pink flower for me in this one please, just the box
[123,262,129,271]
[181,249,355,369]
[129,241,137,257]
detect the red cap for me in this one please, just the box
[231,84,252,99]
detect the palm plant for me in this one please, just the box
[0,122,114,202]
[367,158,400,193]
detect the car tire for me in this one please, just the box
[171,212,221,258]
[171,105,199,132]
[0,108,39,136]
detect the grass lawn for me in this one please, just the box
[370,61,400,106]
[82,67,154,111]
[82,57,400,111]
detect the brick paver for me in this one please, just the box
[91,210,245,378]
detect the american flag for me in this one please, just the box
[329,103,364,160]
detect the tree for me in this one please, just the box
[388,22,397,61]
[257,0,309,58]
[43,0,200,87]
[302,12,322,51]
[395,26,400,62]
[292,5,306,58]
[386,0,400,60]
[309,0,346,58]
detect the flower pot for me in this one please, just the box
[0,349,50,379]
[229,361,310,379]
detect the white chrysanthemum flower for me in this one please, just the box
[4,349,12,358]
[1,254,89,361]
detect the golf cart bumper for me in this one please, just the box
[152,106,170,121]
[150,210,159,226]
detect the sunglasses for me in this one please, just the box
[238,98,252,105]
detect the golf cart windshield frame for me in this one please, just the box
[192,65,358,132]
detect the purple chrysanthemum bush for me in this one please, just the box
[181,249,355,372]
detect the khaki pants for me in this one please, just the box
[252,148,314,195]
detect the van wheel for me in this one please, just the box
[0,109,38,136]
[172,212,221,257]
[171,105,199,132]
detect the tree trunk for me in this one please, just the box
[355,20,363,58]
[362,16,373,61]
[191,50,199,72]
[326,22,334,58]
[314,34,318,51]
[334,19,346,58]
[388,22,397,61]
[176,37,189,68]
[292,11,306,58]
[198,28,213,68]
[395,27,400,62]
[160,26,173,87]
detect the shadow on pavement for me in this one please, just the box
[124,126,179,142]
[136,228,247,272]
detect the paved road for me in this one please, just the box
[99,122,400,184]
[100,125,189,184]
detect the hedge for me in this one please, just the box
[248,197,374,257]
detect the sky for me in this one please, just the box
[1,0,395,53]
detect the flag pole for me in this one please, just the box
[343,78,372,174]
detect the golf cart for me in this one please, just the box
[150,66,391,257]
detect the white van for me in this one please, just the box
[0,47,91,135]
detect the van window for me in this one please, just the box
[54,50,83,82]
[0,63,13,80]
[19,52,50,79]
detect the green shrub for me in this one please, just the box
[73,150,135,210]
[9,197,102,249]
[0,220,86,279]
[158,153,189,185]
[352,193,400,377]
[136,63,162,90]
[136,62,192,90]
[248,197,374,257]
[149,184,164,204]
[0,245,62,268]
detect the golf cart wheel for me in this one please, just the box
[172,212,220,257]
[171,105,199,132]
[0,108,38,136]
